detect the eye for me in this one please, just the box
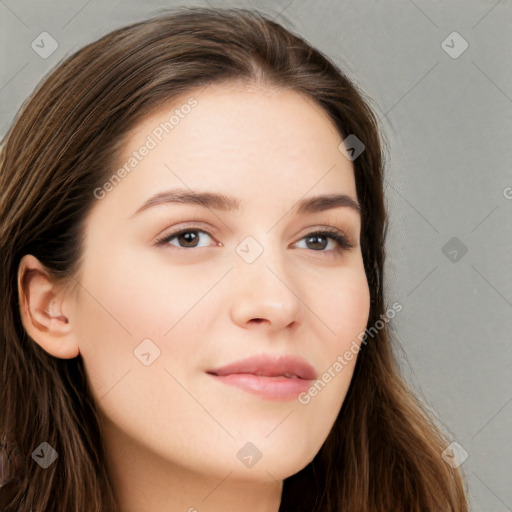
[294,229,354,253]
[156,228,214,249]
[156,226,354,254]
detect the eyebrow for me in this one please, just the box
[130,188,361,218]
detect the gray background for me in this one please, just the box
[1,0,511,510]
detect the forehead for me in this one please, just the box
[128,82,341,146]
[95,82,358,220]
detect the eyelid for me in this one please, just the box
[296,225,354,245]
[155,220,219,239]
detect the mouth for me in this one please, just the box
[207,371,310,380]
[206,354,317,401]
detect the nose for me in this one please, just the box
[229,246,305,331]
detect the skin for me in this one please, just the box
[18,82,370,512]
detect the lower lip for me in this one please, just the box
[208,373,314,401]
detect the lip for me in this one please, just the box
[206,354,317,401]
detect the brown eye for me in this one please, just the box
[156,229,214,249]
[296,230,354,253]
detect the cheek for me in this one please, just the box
[337,274,370,349]
[312,264,371,355]
[328,268,370,387]
[72,246,226,399]
[298,265,370,427]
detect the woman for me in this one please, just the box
[0,7,468,511]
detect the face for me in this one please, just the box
[71,82,370,483]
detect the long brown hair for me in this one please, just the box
[0,7,468,511]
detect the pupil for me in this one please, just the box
[180,231,198,247]
[307,235,326,250]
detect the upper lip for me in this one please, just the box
[207,354,317,380]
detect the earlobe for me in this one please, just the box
[17,254,80,359]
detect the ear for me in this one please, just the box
[17,254,80,359]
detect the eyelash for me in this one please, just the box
[155,227,355,255]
